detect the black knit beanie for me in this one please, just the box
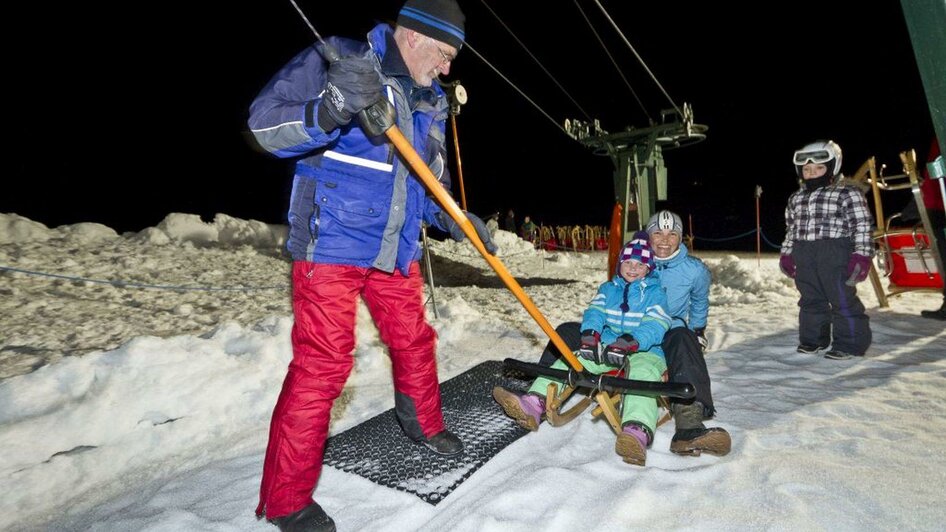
[397,0,466,50]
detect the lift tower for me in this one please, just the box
[565,103,707,244]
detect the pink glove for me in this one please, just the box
[845,253,871,286]
[779,254,796,279]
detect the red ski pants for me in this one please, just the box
[257,261,443,518]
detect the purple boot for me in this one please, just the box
[615,423,650,466]
[492,387,544,431]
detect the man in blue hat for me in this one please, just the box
[248,1,495,529]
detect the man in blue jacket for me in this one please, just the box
[647,210,730,457]
[248,1,494,529]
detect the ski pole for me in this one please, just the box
[285,1,587,373]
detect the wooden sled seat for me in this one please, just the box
[544,369,672,436]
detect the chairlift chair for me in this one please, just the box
[855,150,945,307]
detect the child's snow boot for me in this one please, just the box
[492,387,544,431]
[615,422,650,466]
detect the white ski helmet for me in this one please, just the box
[793,140,842,178]
[646,210,683,235]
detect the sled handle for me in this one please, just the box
[503,358,696,399]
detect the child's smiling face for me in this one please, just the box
[620,259,649,282]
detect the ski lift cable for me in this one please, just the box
[592,0,682,118]
[478,0,593,122]
[572,0,652,125]
[462,42,570,138]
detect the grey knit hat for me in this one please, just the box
[397,0,466,50]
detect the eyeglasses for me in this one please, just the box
[434,45,456,65]
[793,150,833,165]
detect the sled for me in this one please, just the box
[503,358,694,435]
[853,150,945,307]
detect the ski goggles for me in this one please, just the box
[793,149,833,165]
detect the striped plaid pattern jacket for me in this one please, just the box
[780,179,875,257]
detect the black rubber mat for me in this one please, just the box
[323,359,531,505]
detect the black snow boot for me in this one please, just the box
[415,429,464,455]
[270,502,336,532]
[670,401,731,457]
[920,299,946,321]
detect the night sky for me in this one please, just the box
[7,1,936,250]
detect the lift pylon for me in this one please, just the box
[565,103,707,244]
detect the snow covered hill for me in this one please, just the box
[1,212,944,531]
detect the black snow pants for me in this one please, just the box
[662,327,715,418]
[792,238,872,355]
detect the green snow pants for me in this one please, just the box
[528,351,666,434]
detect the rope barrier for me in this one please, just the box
[2,226,786,294]
[0,265,289,292]
[692,229,758,242]
[692,228,783,250]
[759,230,783,250]
[429,242,547,259]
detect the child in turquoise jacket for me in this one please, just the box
[494,231,671,465]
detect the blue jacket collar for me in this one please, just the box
[655,243,690,269]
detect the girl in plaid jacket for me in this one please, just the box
[779,140,874,359]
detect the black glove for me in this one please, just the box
[603,334,639,366]
[436,211,498,255]
[694,327,708,353]
[318,52,383,131]
[578,329,601,363]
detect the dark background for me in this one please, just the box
[6,1,935,250]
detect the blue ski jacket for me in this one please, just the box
[248,24,450,275]
[652,243,711,330]
[581,273,671,357]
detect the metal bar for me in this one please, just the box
[503,358,696,399]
